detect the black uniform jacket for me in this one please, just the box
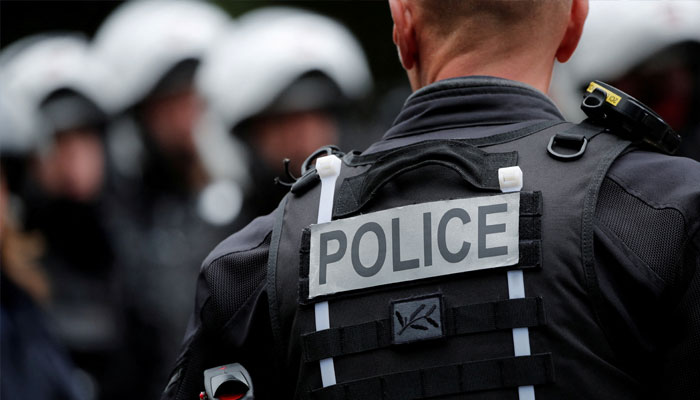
[162,77,700,399]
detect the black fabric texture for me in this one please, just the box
[383,76,563,140]
[579,138,632,342]
[307,353,554,400]
[591,174,698,389]
[656,236,700,398]
[301,297,546,362]
[597,177,687,286]
[167,334,205,400]
[266,196,289,372]
[201,235,271,333]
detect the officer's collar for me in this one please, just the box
[384,76,565,140]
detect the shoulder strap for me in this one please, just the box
[334,141,518,218]
[580,134,631,331]
[266,194,290,372]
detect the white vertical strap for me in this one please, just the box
[314,302,336,386]
[507,271,533,358]
[314,155,342,388]
[500,166,534,400]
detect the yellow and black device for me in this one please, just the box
[581,80,681,154]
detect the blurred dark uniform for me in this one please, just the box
[163,77,700,399]
[1,272,87,400]
[103,60,240,400]
[18,89,127,400]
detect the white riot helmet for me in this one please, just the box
[196,7,373,134]
[0,83,34,156]
[551,1,700,121]
[92,0,230,114]
[0,33,112,154]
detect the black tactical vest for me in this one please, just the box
[266,121,637,400]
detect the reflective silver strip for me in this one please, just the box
[314,155,342,388]
[501,166,534,400]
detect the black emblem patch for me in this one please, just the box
[391,294,444,345]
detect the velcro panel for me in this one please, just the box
[520,190,543,216]
[301,297,546,362]
[392,294,445,345]
[518,240,542,269]
[299,228,311,301]
[518,191,542,269]
[308,353,555,400]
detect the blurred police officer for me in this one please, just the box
[164,1,700,399]
[0,33,123,400]
[92,1,239,398]
[0,51,89,400]
[196,7,372,221]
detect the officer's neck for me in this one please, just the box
[408,45,556,94]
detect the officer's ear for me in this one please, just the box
[555,0,588,63]
[389,0,418,71]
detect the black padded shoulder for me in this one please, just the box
[591,149,700,391]
[162,212,277,400]
[594,149,700,303]
[605,150,700,224]
[201,212,277,268]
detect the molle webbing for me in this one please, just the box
[301,297,546,363]
[267,119,634,399]
[306,353,555,400]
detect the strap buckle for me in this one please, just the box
[547,133,588,161]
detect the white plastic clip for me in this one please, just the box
[316,155,343,179]
[498,166,523,193]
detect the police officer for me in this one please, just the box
[1,33,124,400]
[0,45,89,400]
[196,7,372,221]
[92,2,238,397]
[163,1,700,399]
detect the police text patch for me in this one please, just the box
[308,193,520,298]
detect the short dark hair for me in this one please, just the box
[415,0,569,37]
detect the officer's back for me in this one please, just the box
[163,1,700,399]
